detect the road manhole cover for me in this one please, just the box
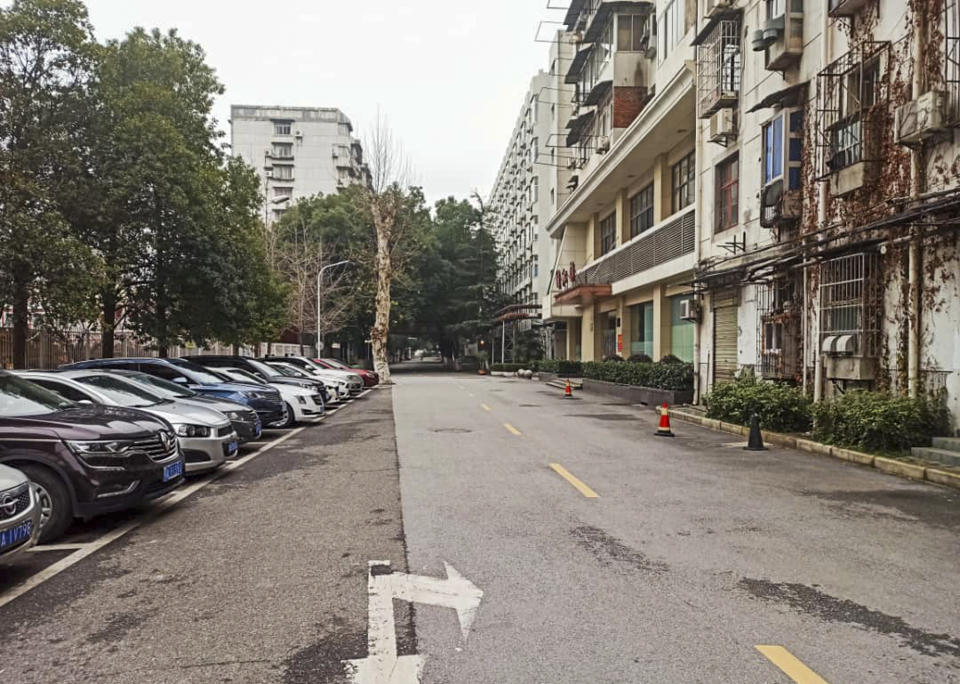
[431,428,473,434]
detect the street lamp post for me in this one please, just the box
[316,260,353,357]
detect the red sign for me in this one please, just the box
[617,334,623,352]
[555,262,578,292]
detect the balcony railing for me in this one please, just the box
[577,206,695,287]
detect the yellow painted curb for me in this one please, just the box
[925,467,960,490]
[874,456,926,481]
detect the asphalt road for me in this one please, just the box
[0,375,957,683]
[395,375,960,684]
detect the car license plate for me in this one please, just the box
[163,460,184,482]
[0,520,32,551]
[226,441,238,456]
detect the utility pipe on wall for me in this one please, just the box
[813,4,832,404]
[907,7,928,398]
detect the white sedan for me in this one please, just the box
[264,361,350,404]
[211,368,325,427]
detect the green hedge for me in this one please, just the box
[532,359,583,376]
[581,360,694,391]
[812,390,950,453]
[704,375,812,433]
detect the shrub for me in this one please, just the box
[704,375,812,433]
[602,355,624,362]
[627,354,652,363]
[660,354,684,364]
[812,390,950,453]
[557,360,583,377]
[581,360,694,391]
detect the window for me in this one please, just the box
[599,213,617,255]
[272,143,293,158]
[670,296,695,362]
[671,151,695,213]
[273,209,286,221]
[550,188,556,205]
[273,165,293,180]
[715,154,739,232]
[530,177,538,204]
[629,302,654,357]
[629,184,655,237]
[763,111,803,189]
[658,0,682,64]
[273,120,292,136]
[274,187,293,198]
[763,116,783,185]
[768,0,786,19]
[618,14,647,52]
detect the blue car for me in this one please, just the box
[60,358,286,429]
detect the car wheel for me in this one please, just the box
[20,465,73,543]
[279,402,297,428]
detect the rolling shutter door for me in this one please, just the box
[713,304,739,385]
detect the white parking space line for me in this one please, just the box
[0,425,307,610]
[27,543,89,553]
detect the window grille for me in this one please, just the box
[815,42,891,178]
[697,18,741,117]
[819,253,881,358]
[757,275,801,379]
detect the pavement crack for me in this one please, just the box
[739,578,960,658]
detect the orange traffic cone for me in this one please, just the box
[564,379,573,398]
[655,402,674,437]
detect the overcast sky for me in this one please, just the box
[74,0,563,206]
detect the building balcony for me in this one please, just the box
[583,2,653,44]
[828,0,873,17]
[554,206,695,305]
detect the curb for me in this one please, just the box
[670,409,960,491]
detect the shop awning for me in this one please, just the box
[566,111,595,147]
[583,80,612,107]
[565,46,594,84]
[554,284,612,305]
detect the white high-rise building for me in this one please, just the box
[230,105,369,223]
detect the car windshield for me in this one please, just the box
[225,368,265,385]
[267,362,306,378]
[76,375,165,408]
[322,358,350,369]
[246,359,278,378]
[165,358,231,385]
[119,372,197,398]
[0,374,76,416]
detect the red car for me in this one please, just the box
[314,358,379,387]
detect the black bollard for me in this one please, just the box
[744,413,767,451]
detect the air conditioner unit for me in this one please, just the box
[760,180,801,227]
[680,299,701,322]
[895,90,947,146]
[295,130,303,138]
[705,0,734,19]
[596,135,611,154]
[766,12,803,71]
[709,108,736,143]
[568,30,584,45]
[264,169,274,178]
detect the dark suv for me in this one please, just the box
[0,372,185,542]
[62,358,285,428]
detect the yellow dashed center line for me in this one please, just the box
[756,646,830,684]
[504,423,522,436]
[549,463,599,498]
[481,403,492,412]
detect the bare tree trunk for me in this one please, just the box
[372,221,392,383]
[11,275,29,369]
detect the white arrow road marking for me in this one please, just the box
[343,560,483,684]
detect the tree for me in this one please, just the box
[0,0,100,367]
[358,112,414,384]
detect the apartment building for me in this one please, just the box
[544,0,700,364]
[488,34,574,353]
[230,105,369,223]
[692,0,960,420]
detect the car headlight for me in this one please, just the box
[173,424,211,438]
[225,411,241,421]
[296,396,307,404]
[67,440,131,457]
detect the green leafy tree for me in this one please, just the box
[0,0,100,367]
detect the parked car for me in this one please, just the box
[17,371,238,474]
[212,367,325,427]
[264,360,348,403]
[263,356,364,395]
[181,355,331,406]
[99,370,262,443]
[0,371,185,542]
[0,463,42,562]
[315,358,379,387]
[61,358,285,428]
